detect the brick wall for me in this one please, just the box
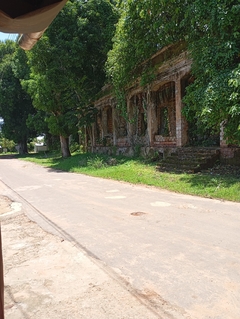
[220,147,240,166]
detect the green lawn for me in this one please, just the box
[18,151,240,202]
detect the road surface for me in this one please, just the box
[0,157,240,319]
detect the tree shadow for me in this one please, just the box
[18,152,133,173]
[0,154,17,159]
[177,165,240,199]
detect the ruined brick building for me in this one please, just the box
[87,43,239,166]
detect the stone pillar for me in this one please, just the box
[128,97,137,140]
[102,108,107,137]
[147,91,157,146]
[112,105,117,146]
[220,121,228,147]
[91,123,96,147]
[175,77,188,147]
[126,97,132,145]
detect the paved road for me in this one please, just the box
[0,157,240,319]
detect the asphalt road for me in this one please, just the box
[0,157,240,319]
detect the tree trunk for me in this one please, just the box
[60,135,71,158]
[17,140,28,154]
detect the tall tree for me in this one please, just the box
[24,0,118,157]
[0,41,35,154]
[183,0,240,145]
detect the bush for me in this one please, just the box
[87,156,105,169]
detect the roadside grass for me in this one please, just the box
[18,151,240,202]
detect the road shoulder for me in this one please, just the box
[1,194,159,319]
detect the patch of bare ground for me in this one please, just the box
[0,196,12,215]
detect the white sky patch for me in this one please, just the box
[0,32,18,42]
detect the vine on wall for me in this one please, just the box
[106,0,240,145]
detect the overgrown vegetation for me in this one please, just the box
[0,0,239,155]
[19,152,240,202]
[183,0,240,145]
[107,0,240,144]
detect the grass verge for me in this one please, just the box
[18,151,240,202]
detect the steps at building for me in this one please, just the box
[157,147,220,173]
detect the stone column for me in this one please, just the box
[112,105,117,146]
[127,98,133,136]
[175,77,188,147]
[126,97,132,145]
[91,123,96,147]
[147,91,157,146]
[102,108,107,137]
[220,121,228,147]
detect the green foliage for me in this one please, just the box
[183,0,240,144]
[107,0,240,144]
[106,0,186,110]
[19,152,240,202]
[87,156,105,169]
[0,137,16,152]
[26,110,49,137]
[69,141,80,153]
[22,0,118,157]
[0,41,36,153]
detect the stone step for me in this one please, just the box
[172,149,219,157]
[157,166,196,173]
[163,157,207,165]
[157,163,199,173]
[171,152,217,159]
[157,147,220,173]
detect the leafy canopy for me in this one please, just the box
[22,0,118,155]
[106,0,186,90]
[0,40,35,153]
[107,0,240,144]
[183,0,240,144]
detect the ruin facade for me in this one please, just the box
[87,43,239,164]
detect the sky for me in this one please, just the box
[0,32,18,42]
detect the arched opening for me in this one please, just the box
[156,82,176,137]
[129,94,147,137]
[154,82,176,145]
[106,107,113,135]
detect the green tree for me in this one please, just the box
[0,41,36,154]
[106,0,186,92]
[183,0,240,145]
[24,0,118,157]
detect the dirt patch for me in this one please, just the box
[0,196,12,215]
[2,213,159,319]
